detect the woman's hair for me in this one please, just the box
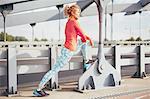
[64,4,81,17]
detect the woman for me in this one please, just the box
[33,4,94,97]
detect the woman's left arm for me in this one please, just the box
[85,35,94,47]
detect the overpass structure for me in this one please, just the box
[0,0,150,28]
[0,0,150,97]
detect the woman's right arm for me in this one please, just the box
[73,20,87,43]
[73,21,94,47]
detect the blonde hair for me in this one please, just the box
[64,4,81,17]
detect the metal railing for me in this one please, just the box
[0,41,150,96]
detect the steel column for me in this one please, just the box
[7,47,17,96]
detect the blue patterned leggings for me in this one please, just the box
[38,40,90,90]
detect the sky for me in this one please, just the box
[0,0,150,41]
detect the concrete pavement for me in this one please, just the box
[0,77,150,99]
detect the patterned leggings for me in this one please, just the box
[38,40,90,90]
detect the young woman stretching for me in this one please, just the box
[33,4,94,97]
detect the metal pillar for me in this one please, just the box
[139,11,142,38]
[1,12,6,42]
[30,23,36,42]
[139,45,147,78]
[77,0,121,91]
[114,46,121,79]
[0,4,13,42]
[56,5,63,41]
[0,4,16,96]
[104,6,107,41]
[133,45,147,78]
[110,0,114,41]
[7,47,17,96]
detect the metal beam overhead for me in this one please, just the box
[0,0,35,6]
[0,0,85,15]
[0,3,150,28]
[82,3,150,16]
[0,0,93,28]
[125,0,150,15]
[0,0,150,28]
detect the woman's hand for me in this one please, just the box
[86,36,94,47]
[89,38,94,47]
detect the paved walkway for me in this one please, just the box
[0,77,150,99]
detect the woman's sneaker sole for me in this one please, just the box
[33,89,47,97]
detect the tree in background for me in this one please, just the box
[15,36,28,41]
[34,38,48,41]
[125,37,142,41]
[0,32,15,41]
[0,32,5,41]
[0,32,28,41]
[135,37,142,41]
[41,38,48,41]
[104,38,109,41]
[126,37,135,41]
[34,38,39,41]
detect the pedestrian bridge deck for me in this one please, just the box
[0,77,150,99]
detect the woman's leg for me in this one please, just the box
[73,39,83,55]
[81,42,90,62]
[37,47,73,91]
[74,40,92,70]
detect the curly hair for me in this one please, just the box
[64,4,81,17]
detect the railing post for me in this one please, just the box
[7,47,17,96]
[114,46,121,78]
[133,45,147,78]
[139,45,147,78]
[47,46,59,90]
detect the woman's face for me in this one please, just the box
[72,9,80,20]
